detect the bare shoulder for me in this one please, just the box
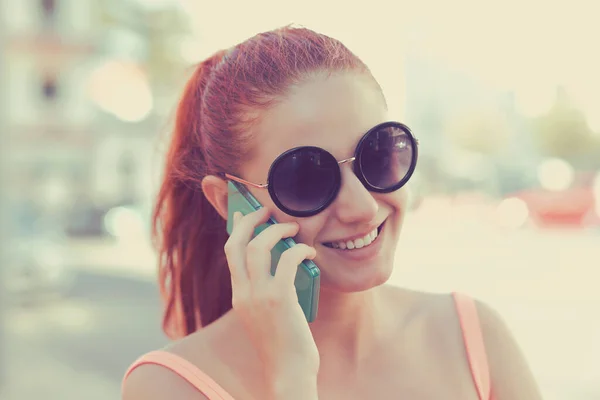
[380,287,481,397]
[122,325,220,400]
[409,290,543,400]
[472,299,543,400]
[123,362,209,400]
[123,312,261,400]
[384,288,542,398]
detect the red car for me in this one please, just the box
[508,187,598,228]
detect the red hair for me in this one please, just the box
[153,25,373,338]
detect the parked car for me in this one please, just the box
[502,186,598,229]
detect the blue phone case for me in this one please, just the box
[226,181,320,322]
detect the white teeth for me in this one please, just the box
[330,228,378,250]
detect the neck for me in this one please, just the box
[309,285,389,366]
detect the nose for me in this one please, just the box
[331,166,378,224]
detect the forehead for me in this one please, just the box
[250,73,388,168]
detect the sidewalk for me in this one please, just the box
[0,320,120,400]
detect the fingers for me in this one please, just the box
[225,207,298,282]
[228,207,270,247]
[223,210,253,282]
[274,243,316,287]
[224,206,315,296]
[245,222,299,281]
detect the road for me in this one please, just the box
[2,222,599,399]
[6,272,167,379]
[2,271,167,399]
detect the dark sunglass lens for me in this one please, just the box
[359,124,414,190]
[270,147,339,214]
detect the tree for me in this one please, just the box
[444,106,514,155]
[529,87,598,168]
[97,1,191,94]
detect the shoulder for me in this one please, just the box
[471,297,513,343]
[468,297,529,364]
[123,312,260,400]
[382,288,507,362]
[122,329,216,400]
[472,299,543,399]
[417,291,528,364]
[381,288,481,393]
[393,288,511,342]
[405,290,466,348]
[123,361,209,400]
[452,294,543,399]
[410,291,542,398]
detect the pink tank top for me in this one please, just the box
[123,292,491,399]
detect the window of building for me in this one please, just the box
[41,0,57,24]
[41,75,58,101]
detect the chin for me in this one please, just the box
[317,259,395,294]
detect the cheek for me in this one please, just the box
[248,188,284,218]
[395,188,409,209]
[286,215,327,247]
[294,220,324,245]
[377,188,408,211]
[250,188,325,244]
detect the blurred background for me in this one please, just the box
[0,0,598,399]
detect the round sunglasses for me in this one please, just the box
[225,121,419,217]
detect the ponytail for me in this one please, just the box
[153,51,231,338]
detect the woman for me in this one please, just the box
[122,26,542,399]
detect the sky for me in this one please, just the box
[139,0,599,128]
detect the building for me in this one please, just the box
[0,0,183,235]
[2,0,101,216]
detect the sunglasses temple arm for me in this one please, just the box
[224,173,269,189]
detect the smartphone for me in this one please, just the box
[226,181,320,322]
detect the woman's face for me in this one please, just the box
[240,72,409,292]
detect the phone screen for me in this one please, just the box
[226,181,320,322]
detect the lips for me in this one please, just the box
[322,221,385,250]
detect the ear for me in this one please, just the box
[201,175,229,220]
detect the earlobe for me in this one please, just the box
[201,175,229,220]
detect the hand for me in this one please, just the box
[224,208,320,392]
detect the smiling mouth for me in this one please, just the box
[322,221,386,250]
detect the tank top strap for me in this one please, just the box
[452,292,492,400]
[123,350,236,400]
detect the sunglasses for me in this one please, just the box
[225,121,419,217]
